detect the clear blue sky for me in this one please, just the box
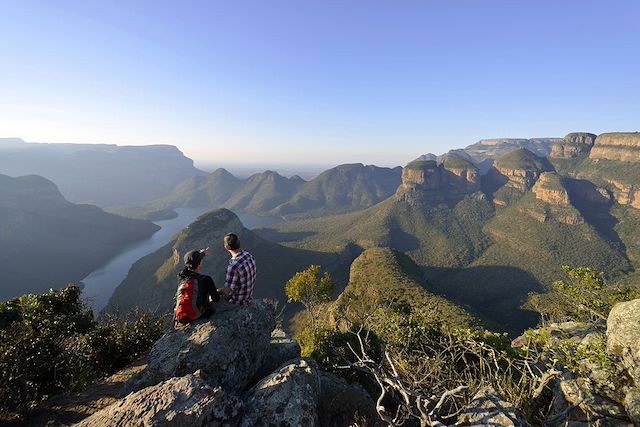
[1,0,638,168]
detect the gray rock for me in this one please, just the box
[558,374,629,423]
[127,302,275,393]
[75,371,243,427]
[456,386,528,426]
[317,371,381,427]
[624,388,640,426]
[252,328,301,382]
[240,358,321,427]
[607,299,640,384]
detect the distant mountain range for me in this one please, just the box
[416,137,561,173]
[5,131,640,336]
[0,174,160,300]
[145,163,403,219]
[257,132,640,333]
[0,138,206,206]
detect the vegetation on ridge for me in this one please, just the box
[0,285,164,417]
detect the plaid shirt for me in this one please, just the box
[225,250,256,305]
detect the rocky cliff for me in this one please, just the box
[0,139,205,206]
[529,172,584,225]
[0,174,160,300]
[396,158,480,206]
[68,302,380,427]
[550,132,597,158]
[590,132,640,162]
[491,148,549,193]
[414,137,560,174]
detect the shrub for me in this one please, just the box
[0,284,164,414]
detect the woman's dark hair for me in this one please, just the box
[224,233,240,251]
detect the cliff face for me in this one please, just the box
[532,172,570,206]
[397,159,480,205]
[590,132,640,162]
[530,172,584,225]
[491,148,549,193]
[550,132,597,158]
[0,174,160,300]
[0,139,206,206]
[605,179,640,210]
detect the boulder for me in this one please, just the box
[75,371,243,427]
[240,358,321,427]
[558,373,629,423]
[317,371,380,427]
[624,388,640,426]
[607,299,640,384]
[127,302,275,393]
[456,386,528,426]
[252,328,301,383]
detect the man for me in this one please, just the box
[219,233,256,305]
[174,248,220,324]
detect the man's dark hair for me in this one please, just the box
[224,233,240,251]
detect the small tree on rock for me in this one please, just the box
[284,265,335,332]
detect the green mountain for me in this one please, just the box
[333,247,476,331]
[106,209,356,314]
[269,163,402,217]
[160,168,245,208]
[224,171,305,213]
[144,163,401,219]
[0,138,206,206]
[261,140,639,334]
[0,174,160,300]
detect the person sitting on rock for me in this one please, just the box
[219,233,257,307]
[174,248,220,325]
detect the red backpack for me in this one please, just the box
[174,277,203,323]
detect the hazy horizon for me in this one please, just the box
[1,1,639,167]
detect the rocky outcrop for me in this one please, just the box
[604,179,640,210]
[64,304,377,427]
[491,148,549,192]
[318,371,382,426]
[556,373,629,423]
[241,358,321,427]
[76,371,243,427]
[397,159,480,206]
[530,173,584,225]
[251,328,302,383]
[550,132,597,158]
[443,156,481,193]
[414,137,559,173]
[127,302,275,393]
[456,386,528,426]
[532,172,571,206]
[590,132,640,162]
[607,299,640,385]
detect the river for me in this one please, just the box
[81,208,282,313]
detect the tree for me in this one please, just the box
[551,266,636,322]
[284,265,335,332]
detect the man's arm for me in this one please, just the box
[220,265,237,297]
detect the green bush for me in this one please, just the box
[0,284,164,414]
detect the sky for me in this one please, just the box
[1,1,639,170]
